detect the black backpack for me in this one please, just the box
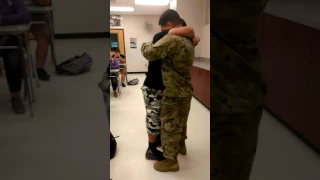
[110,132,117,159]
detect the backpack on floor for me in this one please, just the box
[56,52,93,75]
[110,132,117,159]
[127,78,139,86]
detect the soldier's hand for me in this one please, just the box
[193,36,200,46]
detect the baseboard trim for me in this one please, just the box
[127,72,146,74]
[264,106,320,155]
[54,32,110,39]
[193,96,210,110]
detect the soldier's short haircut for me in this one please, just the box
[159,9,181,26]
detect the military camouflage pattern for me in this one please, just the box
[212,108,263,180]
[141,34,194,98]
[211,0,268,113]
[160,96,192,160]
[141,86,163,136]
[211,0,269,180]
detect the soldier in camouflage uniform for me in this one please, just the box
[211,0,269,179]
[141,9,195,172]
[142,19,197,161]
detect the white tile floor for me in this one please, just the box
[111,74,320,180]
[251,111,320,180]
[110,73,211,180]
[0,39,110,180]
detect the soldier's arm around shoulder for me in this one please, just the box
[141,34,176,61]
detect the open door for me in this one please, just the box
[110,29,125,56]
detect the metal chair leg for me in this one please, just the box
[47,12,58,69]
[117,75,121,99]
[23,47,36,103]
[23,33,36,102]
[24,33,39,88]
[24,72,34,117]
[21,49,34,117]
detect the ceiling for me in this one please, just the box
[110,0,170,15]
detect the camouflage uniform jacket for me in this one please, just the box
[211,0,268,114]
[141,34,195,97]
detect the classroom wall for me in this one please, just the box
[200,0,210,58]
[176,0,206,57]
[201,24,210,58]
[52,0,109,33]
[120,15,160,72]
[264,0,320,30]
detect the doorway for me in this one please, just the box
[110,29,125,56]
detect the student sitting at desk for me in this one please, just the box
[111,48,126,87]
[0,0,31,114]
[110,57,120,98]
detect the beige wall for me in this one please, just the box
[176,0,209,58]
[120,15,161,72]
[176,0,206,57]
[53,0,109,33]
[265,0,320,30]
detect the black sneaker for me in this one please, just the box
[37,68,50,81]
[155,135,162,147]
[122,83,126,87]
[145,148,165,161]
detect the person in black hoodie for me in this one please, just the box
[142,18,200,160]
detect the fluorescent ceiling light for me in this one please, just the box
[135,0,170,6]
[110,7,134,12]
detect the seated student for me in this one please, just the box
[0,0,31,114]
[111,48,126,87]
[110,56,120,98]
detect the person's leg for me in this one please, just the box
[121,71,126,86]
[110,74,118,98]
[119,69,126,87]
[30,15,51,81]
[141,86,164,160]
[211,108,263,180]
[154,96,182,172]
[178,96,192,155]
[1,37,25,114]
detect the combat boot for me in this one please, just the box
[178,140,187,155]
[154,159,179,172]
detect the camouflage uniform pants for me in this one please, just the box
[142,86,163,136]
[211,107,263,180]
[161,96,192,160]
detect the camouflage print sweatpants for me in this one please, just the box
[141,86,163,136]
[211,107,263,180]
[161,96,192,160]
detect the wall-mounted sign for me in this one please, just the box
[130,38,137,48]
[110,15,122,28]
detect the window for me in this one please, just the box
[110,33,119,51]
